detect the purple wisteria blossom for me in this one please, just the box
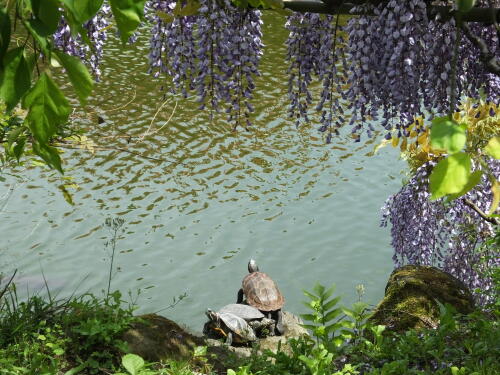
[285,0,499,139]
[53,4,111,79]
[381,159,500,305]
[147,0,263,128]
[285,13,326,127]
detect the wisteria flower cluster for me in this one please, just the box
[381,159,500,305]
[53,4,111,79]
[285,0,499,139]
[148,0,263,127]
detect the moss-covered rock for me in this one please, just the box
[368,265,475,332]
[121,314,204,362]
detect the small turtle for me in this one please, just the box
[219,303,275,336]
[237,259,285,335]
[203,309,257,345]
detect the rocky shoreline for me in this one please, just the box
[120,265,476,369]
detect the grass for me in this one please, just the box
[0,274,498,375]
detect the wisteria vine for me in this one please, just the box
[381,158,500,305]
[285,0,499,140]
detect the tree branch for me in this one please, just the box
[463,198,499,226]
[461,21,500,76]
[282,1,500,24]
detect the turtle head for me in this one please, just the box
[206,309,218,322]
[248,259,259,273]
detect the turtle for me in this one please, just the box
[219,303,275,337]
[237,259,285,335]
[203,308,257,345]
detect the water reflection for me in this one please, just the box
[0,12,406,330]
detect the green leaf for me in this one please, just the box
[445,170,482,201]
[300,313,317,322]
[323,296,341,311]
[110,0,146,44]
[302,290,318,301]
[22,73,70,172]
[429,153,471,200]
[313,283,325,297]
[0,47,33,111]
[63,363,87,375]
[429,116,466,154]
[156,10,174,23]
[23,73,70,143]
[0,9,11,65]
[61,0,104,24]
[321,284,336,301]
[488,179,499,215]
[484,136,500,159]
[54,50,94,105]
[173,0,201,16]
[263,0,284,9]
[122,353,145,375]
[24,19,50,56]
[11,135,26,162]
[456,0,476,13]
[300,323,318,331]
[324,307,342,322]
[30,0,61,34]
[32,142,63,173]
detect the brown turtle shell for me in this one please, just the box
[242,271,285,312]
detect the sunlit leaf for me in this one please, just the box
[22,73,71,172]
[445,170,482,201]
[61,0,104,24]
[429,153,471,200]
[488,179,499,215]
[54,50,94,105]
[430,116,466,154]
[110,0,146,44]
[122,353,144,375]
[484,136,500,159]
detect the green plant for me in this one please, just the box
[300,283,343,350]
[332,363,360,375]
[114,354,156,375]
[298,344,333,375]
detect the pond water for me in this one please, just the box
[0,12,406,332]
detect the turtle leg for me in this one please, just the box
[265,312,276,336]
[225,331,233,346]
[237,288,244,303]
[275,310,284,335]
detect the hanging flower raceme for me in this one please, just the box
[315,14,348,142]
[285,13,326,127]
[53,4,111,80]
[147,0,263,127]
[381,159,500,305]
